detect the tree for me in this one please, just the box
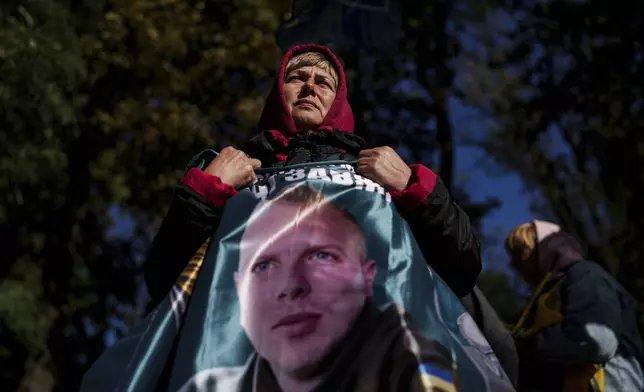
[327,1,516,324]
[459,0,644,330]
[477,270,526,324]
[1,1,87,390]
[0,0,290,389]
[336,1,501,216]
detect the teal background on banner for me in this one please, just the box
[81,159,513,392]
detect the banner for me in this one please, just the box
[81,151,515,392]
[275,0,401,54]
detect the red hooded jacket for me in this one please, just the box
[182,44,437,212]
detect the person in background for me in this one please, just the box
[143,43,482,309]
[505,220,643,392]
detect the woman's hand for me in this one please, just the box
[357,147,412,192]
[205,147,261,189]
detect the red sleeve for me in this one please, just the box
[182,168,238,209]
[389,164,438,215]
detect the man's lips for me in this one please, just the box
[273,312,322,329]
[272,312,322,338]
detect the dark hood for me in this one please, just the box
[533,220,585,277]
[257,43,354,136]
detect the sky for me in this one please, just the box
[448,97,535,272]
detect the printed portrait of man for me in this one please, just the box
[233,184,459,392]
[236,183,375,377]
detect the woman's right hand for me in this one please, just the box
[204,146,262,189]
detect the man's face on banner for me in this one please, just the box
[235,200,375,374]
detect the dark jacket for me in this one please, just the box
[515,221,644,392]
[143,44,481,307]
[235,302,459,392]
[461,286,518,387]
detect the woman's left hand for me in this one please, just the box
[357,147,412,192]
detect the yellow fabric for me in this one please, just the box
[419,374,457,392]
[517,280,564,337]
[515,275,605,392]
[590,367,605,392]
[176,237,211,297]
[563,365,604,392]
[513,273,553,335]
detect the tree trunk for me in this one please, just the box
[414,0,455,190]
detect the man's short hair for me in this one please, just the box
[264,184,366,259]
[285,51,339,90]
[275,184,360,225]
[505,222,536,255]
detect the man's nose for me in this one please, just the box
[277,264,311,301]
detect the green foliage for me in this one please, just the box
[0,261,53,356]
[0,1,85,132]
[1,0,291,389]
[0,0,85,223]
[0,2,86,388]
[82,0,292,217]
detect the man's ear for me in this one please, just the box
[362,260,376,296]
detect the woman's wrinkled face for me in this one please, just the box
[283,66,337,131]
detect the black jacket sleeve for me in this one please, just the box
[524,261,621,364]
[462,286,519,387]
[399,177,482,298]
[143,184,223,307]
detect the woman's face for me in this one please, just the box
[283,65,337,131]
[510,247,540,287]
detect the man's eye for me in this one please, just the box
[251,260,275,273]
[309,251,337,262]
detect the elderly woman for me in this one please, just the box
[506,220,643,392]
[144,44,482,307]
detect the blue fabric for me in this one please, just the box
[81,155,514,392]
